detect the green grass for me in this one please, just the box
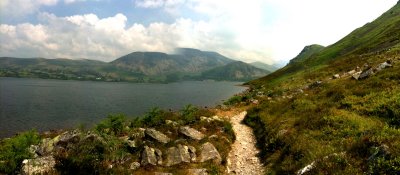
[0,130,41,174]
[239,4,400,172]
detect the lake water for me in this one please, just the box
[0,78,246,138]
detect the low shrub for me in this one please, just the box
[0,130,40,174]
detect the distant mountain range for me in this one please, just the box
[0,48,272,83]
[249,61,279,72]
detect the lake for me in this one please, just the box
[0,78,247,138]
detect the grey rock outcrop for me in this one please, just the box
[21,156,56,175]
[145,128,171,144]
[141,146,158,166]
[179,126,205,140]
[199,142,221,164]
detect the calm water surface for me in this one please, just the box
[0,78,246,138]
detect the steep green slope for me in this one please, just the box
[232,2,400,174]
[201,61,270,81]
[251,2,400,87]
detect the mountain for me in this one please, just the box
[111,48,234,76]
[0,48,263,82]
[289,44,325,63]
[0,57,116,81]
[234,2,400,174]
[201,61,270,81]
[250,61,279,72]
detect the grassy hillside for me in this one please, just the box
[232,2,400,174]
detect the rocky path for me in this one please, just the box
[226,111,265,175]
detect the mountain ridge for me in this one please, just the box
[0,48,266,83]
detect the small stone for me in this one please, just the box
[130,162,140,170]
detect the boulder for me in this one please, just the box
[130,162,140,171]
[199,142,221,164]
[179,126,205,140]
[358,68,374,79]
[21,156,56,175]
[145,128,171,144]
[165,144,191,166]
[55,130,81,147]
[187,169,208,175]
[141,146,158,166]
[375,61,392,72]
[36,138,56,156]
[332,74,340,79]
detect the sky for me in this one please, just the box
[0,0,398,65]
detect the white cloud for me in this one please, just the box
[0,0,398,64]
[0,0,58,17]
[135,0,184,8]
[0,13,183,61]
